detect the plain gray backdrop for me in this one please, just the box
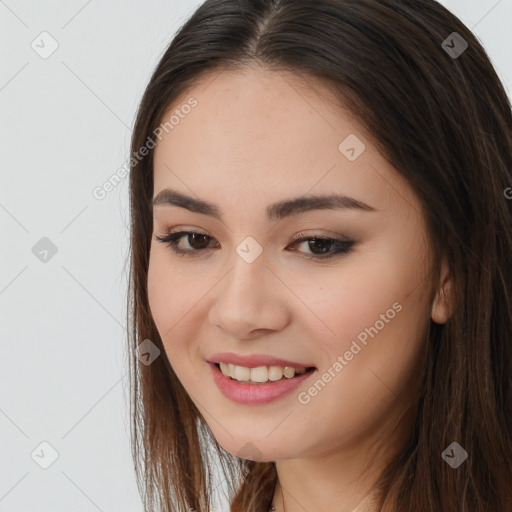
[1,1,511,511]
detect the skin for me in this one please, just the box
[147,64,453,512]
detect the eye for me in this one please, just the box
[155,230,219,256]
[289,232,355,260]
[154,230,355,260]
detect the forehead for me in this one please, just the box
[155,65,358,167]
[152,65,415,218]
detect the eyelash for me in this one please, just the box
[154,229,355,261]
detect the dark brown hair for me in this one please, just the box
[126,1,512,510]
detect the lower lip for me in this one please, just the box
[208,362,316,404]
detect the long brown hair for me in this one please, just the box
[126,1,512,510]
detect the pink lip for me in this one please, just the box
[208,362,317,404]
[207,352,316,369]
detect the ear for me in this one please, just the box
[431,256,453,324]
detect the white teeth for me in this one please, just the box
[218,362,308,383]
[283,366,296,378]
[234,365,251,381]
[268,366,284,381]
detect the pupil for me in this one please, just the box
[190,233,209,249]
[309,239,331,254]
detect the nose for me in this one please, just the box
[208,253,291,339]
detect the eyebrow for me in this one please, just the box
[151,188,376,221]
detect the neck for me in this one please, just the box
[269,400,415,512]
[272,477,381,512]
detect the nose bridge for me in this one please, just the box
[210,240,289,335]
[224,240,273,301]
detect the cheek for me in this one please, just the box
[292,280,428,453]
[287,260,408,346]
[147,251,192,354]
[292,253,430,386]
[147,264,190,389]
[147,252,172,330]
[147,248,197,330]
[147,250,209,373]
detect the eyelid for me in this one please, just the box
[161,227,352,243]
[290,229,353,243]
[155,226,356,261]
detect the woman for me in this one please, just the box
[126,1,512,511]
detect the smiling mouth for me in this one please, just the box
[213,362,316,385]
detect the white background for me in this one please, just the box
[1,1,511,511]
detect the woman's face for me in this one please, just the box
[147,65,443,462]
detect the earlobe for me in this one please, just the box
[431,258,453,324]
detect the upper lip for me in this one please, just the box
[208,352,316,369]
